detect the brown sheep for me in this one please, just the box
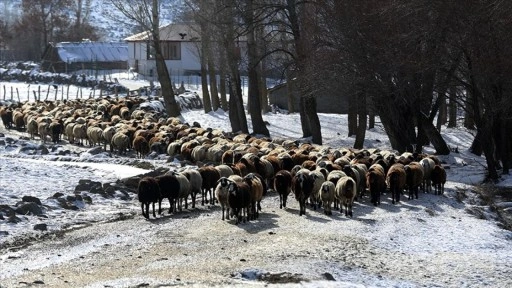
[132,135,150,158]
[386,163,406,204]
[0,107,13,129]
[366,165,386,206]
[404,162,424,200]
[431,165,447,195]
[243,173,264,220]
[335,176,357,217]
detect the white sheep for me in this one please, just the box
[319,181,336,215]
[335,176,357,217]
[181,168,203,208]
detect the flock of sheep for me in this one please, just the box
[0,96,447,223]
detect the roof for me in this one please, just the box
[124,23,201,42]
[55,42,128,62]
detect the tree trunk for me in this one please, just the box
[299,97,310,138]
[303,96,322,144]
[286,71,295,113]
[347,94,357,137]
[436,91,447,131]
[219,72,228,111]
[208,52,220,111]
[378,104,416,153]
[151,0,180,117]
[244,0,269,136]
[448,86,457,128]
[353,91,367,149]
[200,38,212,113]
[418,112,450,155]
[227,78,242,133]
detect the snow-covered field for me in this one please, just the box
[1,76,512,287]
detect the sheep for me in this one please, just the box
[87,126,104,147]
[72,123,88,146]
[37,121,51,143]
[13,110,25,131]
[419,157,436,193]
[167,141,182,157]
[198,165,221,205]
[64,121,76,144]
[132,135,150,158]
[191,145,208,162]
[49,120,64,143]
[366,165,386,206]
[215,176,239,220]
[386,163,407,204]
[175,172,191,211]
[292,169,315,216]
[244,173,264,220]
[0,107,13,129]
[103,126,116,151]
[335,176,357,217]
[215,164,234,179]
[227,180,252,224]
[404,161,424,200]
[274,170,293,209]
[138,176,161,219]
[319,181,336,215]
[111,131,130,155]
[155,173,180,214]
[431,165,447,195]
[26,117,38,139]
[253,156,275,190]
[309,169,326,210]
[181,168,203,208]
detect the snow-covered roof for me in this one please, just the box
[55,42,128,63]
[124,23,200,42]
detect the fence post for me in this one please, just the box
[66,84,70,100]
[3,85,5,100]
[27,85,30,102]
[38,86,41,101]
[10,86,13,100]
[45,85,50,100]
[54,85,58,100]
[16,88,20,102]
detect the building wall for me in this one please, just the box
[128,42,201,77]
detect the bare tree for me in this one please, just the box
[110,0,181,117]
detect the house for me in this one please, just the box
[125,23,202,78]
[41,41,128,73]
[124,23,248,78]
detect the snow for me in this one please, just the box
[1,71,512,287]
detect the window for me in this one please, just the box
[146,41,181,60]
[162,41,181,60]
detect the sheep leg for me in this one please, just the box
[158,199,163,215]
[279,194,283,209]
[221,206,225,220]
[191,192,196,208]
[185,195,189,210]
[152,202,156,218]
[141,203,148,219]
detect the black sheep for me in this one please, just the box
[138,177,161,219]
[274,170,293,209]
[227,181,251,224]
[155,173,180,214]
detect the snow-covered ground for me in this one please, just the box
[1,74,512,287]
